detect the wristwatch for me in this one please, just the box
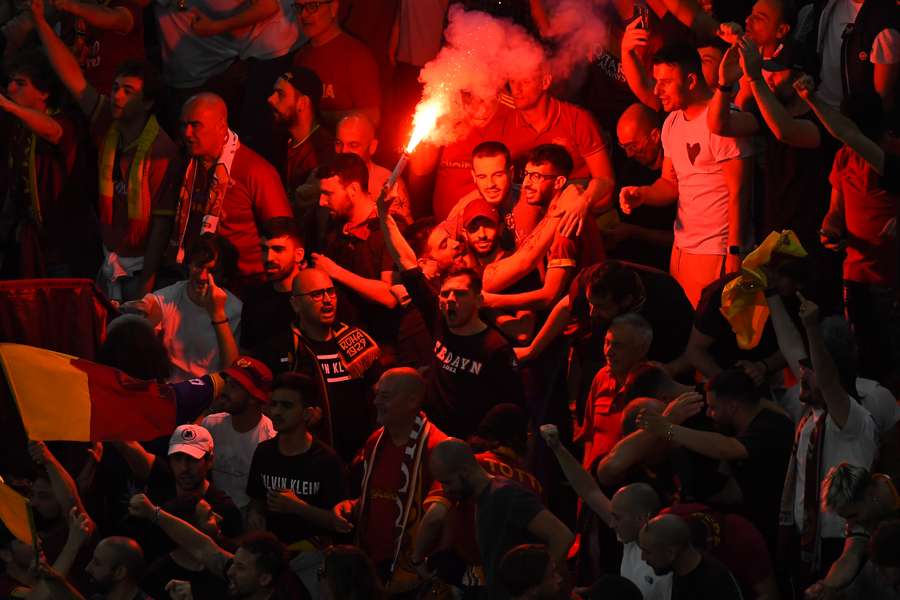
[728,245,742,255]
[717,83,736,93]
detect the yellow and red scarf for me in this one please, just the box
[97,115,160,226]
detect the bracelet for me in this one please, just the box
[210,317,229,325]
[666,424,675,442]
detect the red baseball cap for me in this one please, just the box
[462,198,500,228]
[222,356,273,404]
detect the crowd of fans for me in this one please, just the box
[1,0,900,597]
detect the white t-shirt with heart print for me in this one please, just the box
[661,105,754,255]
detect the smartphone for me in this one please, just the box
[635,4,649,30]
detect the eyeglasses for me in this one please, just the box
[618,141,642,154]
[522,171,559,183]
[293,0,332,14]
[292,287,337,302]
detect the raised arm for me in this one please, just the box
[794,75,884,173]
[28,441,86,515]
[110,440,156,481]
[310,253,398,308]
[482,200,565,292]
[128,494,233,575]
[188,0,278,37]
[29,0,98,116]
[540,425,612,525]
[739,39,820,148]
[621,18,660,110]
[708,45,760,138]
[0,92,63,143]
[659,0,719,38]
[377,191,418,271]
[56,0,134,34]
[765,292,806,380]
[799,294,850,427]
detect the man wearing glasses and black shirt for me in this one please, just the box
[251,267,380,463]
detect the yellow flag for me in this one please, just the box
[0,479,35,546]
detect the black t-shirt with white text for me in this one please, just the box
[246,437,347,544]
[401,267,524,439]
[302,336,376,463]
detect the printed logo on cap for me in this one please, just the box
[236,357,253,368]
[182,428,196,441]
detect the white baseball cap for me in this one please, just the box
[168,424,214,459]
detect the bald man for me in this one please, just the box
[335,113,412,225]
[604,103,675,271]
[639,514,742,599]
[250,267,379,461]
[85,536,147,596]
[542,424,672,599]
[165,93,292,289]
[430,439,574,600]
[617,103,664,170]
[333,367,451,591]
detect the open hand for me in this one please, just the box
[637,408,672,438]
[662,391,704,424]
[736,37,763,82]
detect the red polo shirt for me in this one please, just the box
[505,97,609,180]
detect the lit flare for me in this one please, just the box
[405,99,443,153]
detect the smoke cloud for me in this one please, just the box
[413,1,608,147]
[544,0,609,83]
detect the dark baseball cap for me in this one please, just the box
[222,356,273,404]
[278,67,323,109]
[761,42,805,72]
[462,197,500,228]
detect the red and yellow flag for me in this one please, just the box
[0,479,35,546]
[0,343,176,441]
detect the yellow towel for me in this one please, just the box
[720,231,807,349]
